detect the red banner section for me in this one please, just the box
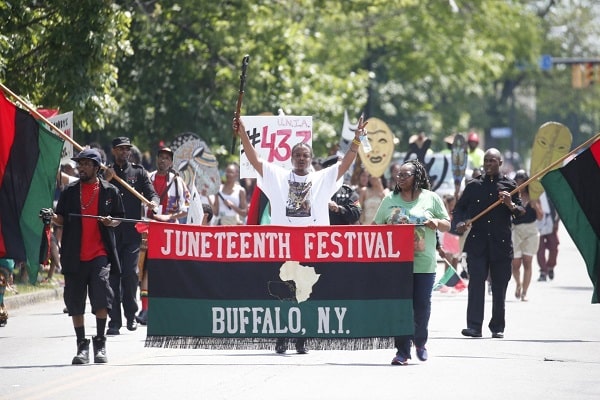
[148,223,414,263]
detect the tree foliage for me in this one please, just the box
[1,0,598,163]
[0,0,131,131]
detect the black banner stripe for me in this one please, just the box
[148,259,413,300]
[560,149,600,239]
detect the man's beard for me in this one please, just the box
[80,172,97,183]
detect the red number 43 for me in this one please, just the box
[260,127,311,162]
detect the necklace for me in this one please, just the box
[80,181,100,211]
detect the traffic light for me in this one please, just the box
[585,62,595,86]
[572,63,596,88]
[572,64,584,88]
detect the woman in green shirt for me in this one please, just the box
[373,160,450,365]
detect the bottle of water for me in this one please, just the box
[360,133,371,153]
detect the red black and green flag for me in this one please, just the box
[541,138,600,303]
[246,186,271,225]
[0,92,64,283]
[145,223,415,349]
[434,260,466,293]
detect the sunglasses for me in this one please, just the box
[396,172,414,179]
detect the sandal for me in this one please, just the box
[515,285,522,299]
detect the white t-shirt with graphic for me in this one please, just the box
[258,162,341,226]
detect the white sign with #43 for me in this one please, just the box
[239,115,312,179]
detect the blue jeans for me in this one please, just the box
[394,272,435,358]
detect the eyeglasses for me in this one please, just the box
[396,172,414,179]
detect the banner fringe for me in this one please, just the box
[145,336,396,351]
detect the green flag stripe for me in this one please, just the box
[19,122,63,282]
[541,140,600,303]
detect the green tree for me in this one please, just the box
[0,0,131,133]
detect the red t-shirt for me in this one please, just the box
[80,181,108,261]
[153,174,168,212]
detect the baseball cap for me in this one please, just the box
[72,148,102,166]
[112,137,132,148]
[157,147,174,158]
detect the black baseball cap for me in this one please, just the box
[72,148,102,166]
[112,137,132,148]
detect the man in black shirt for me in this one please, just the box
[453,148,524,339]
[103,137,159,335]
[322,155,361,225]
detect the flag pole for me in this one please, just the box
[69,213,147,224]
[468,132,600,225]
[0,82,154,207]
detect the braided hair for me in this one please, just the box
[393,159,431,195]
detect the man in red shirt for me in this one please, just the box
[49,148,125,364]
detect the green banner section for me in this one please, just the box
[148,298,414,338]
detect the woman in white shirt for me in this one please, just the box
[213,162,247,225]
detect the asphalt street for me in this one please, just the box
[1,224,599,400]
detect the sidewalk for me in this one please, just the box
[3,278,64,311]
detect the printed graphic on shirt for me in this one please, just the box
[286,179,312,218]
[386,206,427,253]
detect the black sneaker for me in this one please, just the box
[92,336,108,363]
[548,269,554,280]
[416,347,428,361]
[127,318,138,331]
[295,338,308,355]
[275,338,287,354]
[135,310,148,325]
[72,338,90,365]
[391,354,408,365]
[106,327,120,336]
[538,274,547,282]
[461,328,482,338]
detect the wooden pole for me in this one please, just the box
[0,82,153,207]
[468,132,600,225]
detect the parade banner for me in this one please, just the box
[145,223,415,350]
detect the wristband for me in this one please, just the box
[352,138,361,146]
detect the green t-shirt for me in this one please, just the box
[373,189,449,273]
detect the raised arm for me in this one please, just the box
[233,118,263,177]
[338,114,368,181]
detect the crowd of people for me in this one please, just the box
[0,125,562,367]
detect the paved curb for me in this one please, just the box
[4,287,63,310]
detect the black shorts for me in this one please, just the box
[64,256,114,316]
